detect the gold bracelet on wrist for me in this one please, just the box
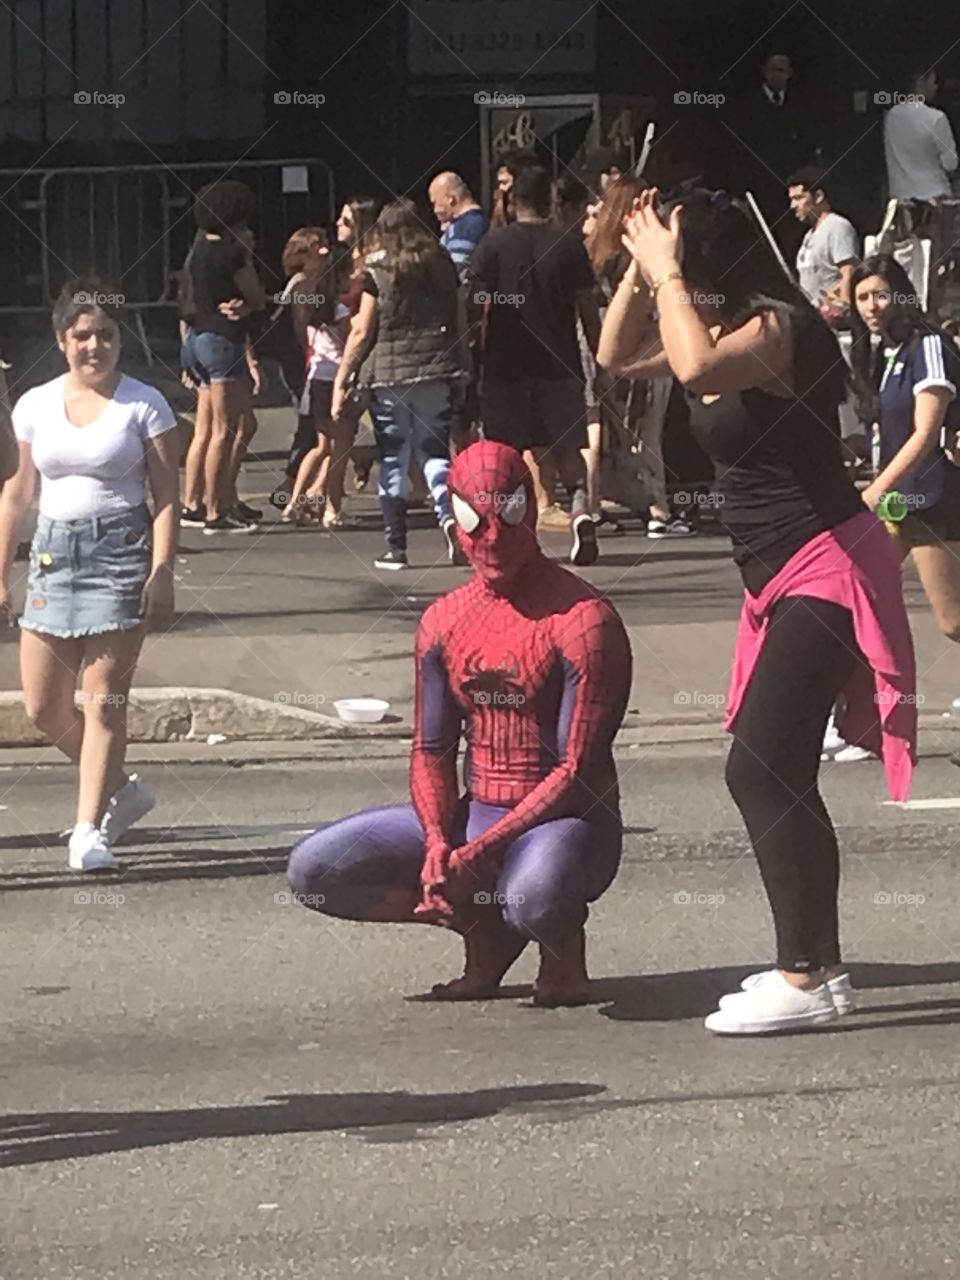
[650,270,684,295]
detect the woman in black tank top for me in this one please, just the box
[597,186,907,1036]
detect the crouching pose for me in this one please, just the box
[288,440,632,1003]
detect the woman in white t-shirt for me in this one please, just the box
[0,281,180,872]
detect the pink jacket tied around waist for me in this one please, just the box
[725,511,917,801]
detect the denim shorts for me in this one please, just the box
[181,328,248,387]
[21,505,152,639]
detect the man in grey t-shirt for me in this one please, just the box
[787,167,864,454]
[788,167,860,308]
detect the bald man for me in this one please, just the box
[429,171,489,281]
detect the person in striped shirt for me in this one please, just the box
[429,172,489,281]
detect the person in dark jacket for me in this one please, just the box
[331,199,469,570]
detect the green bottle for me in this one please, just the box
[876,491,909,523]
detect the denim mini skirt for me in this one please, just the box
[21,504,152,639]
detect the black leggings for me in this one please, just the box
[725,595,861,972]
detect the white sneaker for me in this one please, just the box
[647,517,693,538]
[68,822,118,872]
[822,717,846,756]
[729,969,855,1015]
[833,744,878,763]
[705,969,838,1035]
[100,774,155,847]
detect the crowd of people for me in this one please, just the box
[0,51,958,1035]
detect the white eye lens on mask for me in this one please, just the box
[452,493,481,534]
[500,485,527,526]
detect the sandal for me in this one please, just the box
[322,511,345,529]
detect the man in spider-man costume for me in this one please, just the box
[287,441,632,1004]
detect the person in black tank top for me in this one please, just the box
[597,186,887,1035]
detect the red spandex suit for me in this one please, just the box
[287,441,632,1003]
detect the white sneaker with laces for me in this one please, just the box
[68,822,118,872]
[727,969,855,1015]
[100,774,155,847]
[705,969,838,1035]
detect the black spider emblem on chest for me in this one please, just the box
[459,650,527,709]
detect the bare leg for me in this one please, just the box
[76,628,144,827]
[909,541,960,642]
[323,415,357,522]
[182,389,211,511]
[20,631,85,762]
[581,420,602,516]
[533,927,591,1006]
[226,400,257,510]
[203,380,248,521]
[526,448,553,510]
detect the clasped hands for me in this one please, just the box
[414,841,480,925]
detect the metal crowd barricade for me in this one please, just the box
[0,157,337,314]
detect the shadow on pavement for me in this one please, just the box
[0,1083,614,1167]
[0,843,291,891]
[596,962,960,1022]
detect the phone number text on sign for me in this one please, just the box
[408,1,597,76]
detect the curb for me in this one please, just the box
[0,687,410,747]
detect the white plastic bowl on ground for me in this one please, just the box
[334,697,390,724]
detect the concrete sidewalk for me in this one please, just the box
[1,405,958,748]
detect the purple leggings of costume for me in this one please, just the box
[287,801,622,944]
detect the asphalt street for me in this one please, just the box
[4,748,960,1278]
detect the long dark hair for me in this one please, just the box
[660,185,848,409]
[849,253,938,423]
[299,241,352,327]
[371,199,457,297]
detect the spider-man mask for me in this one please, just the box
[448,441,540,590]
